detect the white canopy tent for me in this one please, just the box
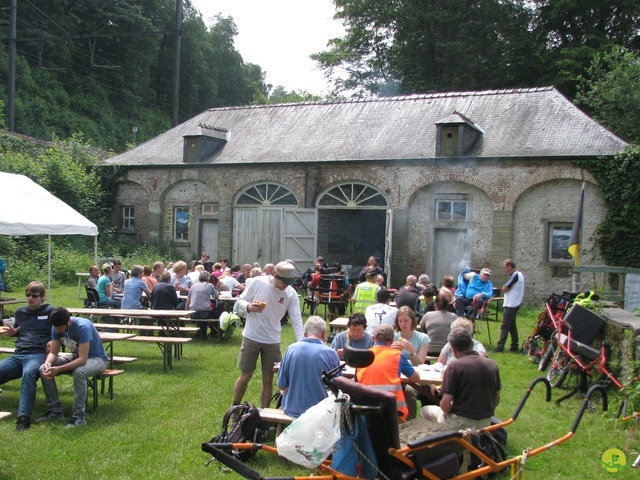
[0,172,98,301]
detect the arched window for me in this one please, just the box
[318,183,387,208]
[236,183,297,206]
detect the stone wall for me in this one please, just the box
[115,157,602,303]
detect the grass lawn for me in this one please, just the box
[0,287,638,479]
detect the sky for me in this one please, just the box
[190,0,345,95]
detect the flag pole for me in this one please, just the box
[570,183,585,292]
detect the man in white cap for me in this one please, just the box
[454,268,493,319]
[232,260,304,408]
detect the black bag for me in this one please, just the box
[468,417,508,475]
[208,402,266,462]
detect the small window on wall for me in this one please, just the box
[174,207,189,241]
[436,200,467,221]
[548,223,572,262]
[122,206,135,230]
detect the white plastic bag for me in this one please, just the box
[276,394,342,468]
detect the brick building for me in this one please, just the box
[105,87,626,302]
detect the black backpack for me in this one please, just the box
[208,402,266,462]
[468,417,508,476]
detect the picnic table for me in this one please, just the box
[329,317,348,331]
[75,272,90,298]
[68,308,195,371]
[99,332,136,368]
[0,297,26,318]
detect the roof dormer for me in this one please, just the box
[435,112,484,157]
[183,124,229,163]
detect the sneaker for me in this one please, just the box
[509,346,520,352]
[65,417,87,428]
[35,410,65,423]
[16,416,31,431]
[493,345,504,353]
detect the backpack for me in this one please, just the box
[468,417,508,476]
[208,402,266,462]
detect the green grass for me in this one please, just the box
[0,290,638,479]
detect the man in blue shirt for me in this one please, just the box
[277,316,340,418]
[37,307,109,428]
[454,268,494,319]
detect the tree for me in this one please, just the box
[313,0,543,96]
[575,47,640,144]
[575,147,640,268]
[531,0,640,97]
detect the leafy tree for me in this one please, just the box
[531,0,640,97]
[575,147,640,268]
[0,0,268,151]
[575,47,640,144]
[313,0,543,95]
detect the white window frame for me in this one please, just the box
[436,200,468,221]
[122,206,135,230]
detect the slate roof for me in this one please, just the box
[106,87,627,166]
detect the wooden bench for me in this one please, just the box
[0,347,136,366]
[111,356,137,365]
[126,336,192,371]
[259,407,294,435]
[87,369,125,410]
[92,322,199,336]
[0,411,11,421]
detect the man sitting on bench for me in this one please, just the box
[37,307,109,428]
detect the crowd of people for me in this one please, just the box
[1,251,524,436]
[272,256,524,433]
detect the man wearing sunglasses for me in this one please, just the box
[0,281,55,431]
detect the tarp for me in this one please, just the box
[0,172,98,236]
[0,172,98,301]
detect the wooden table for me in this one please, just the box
[99,332,136,368]
[329,317,349,331]
[342,365,443,386]
[0,298,26,318]
[68,308,195,362]
[68,308,194,332]
[75,272,90,298]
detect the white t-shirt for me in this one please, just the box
[503,271,524,308]
[364,303,398,334]
[237,276,303,344]
[220,275,241,290]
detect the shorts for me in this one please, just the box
[237,336,282,373]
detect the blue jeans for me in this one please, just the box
[40,353,107,420]
[98,298,121,308]
[0,352,46,418]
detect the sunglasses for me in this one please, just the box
[26,293,41,298]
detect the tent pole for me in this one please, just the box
[94,235,98,265]
[48,235,52,302]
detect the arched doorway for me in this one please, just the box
[317,183,388,280]
[233,183,316,266]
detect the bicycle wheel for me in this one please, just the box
[546,349,570,388]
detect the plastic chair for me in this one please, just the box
[85,286,100,308]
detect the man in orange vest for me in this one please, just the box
[356,324,421,421]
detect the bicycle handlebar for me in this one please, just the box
[511,377,551,421]
[571,384,608,434]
